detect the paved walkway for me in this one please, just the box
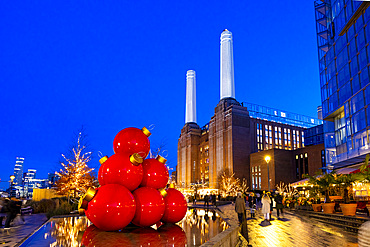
[217,204,359,247]
[0,214,47,247]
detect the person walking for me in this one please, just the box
[261,193,271,222]
[274,191,284,219]
[4,198,19,229]
[211,193,216,207]
[204,194,209,208]
[235,192,246,225]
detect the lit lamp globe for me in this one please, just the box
[264,155,270,163]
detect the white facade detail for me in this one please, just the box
[220,29,235,100]
[185,70,197,123]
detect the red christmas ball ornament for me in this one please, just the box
[98,153,143,191]
[132,187,166,227]
[141,155,169,189]
[161,188,187,223]
[130,227,162,246]
[81,225,135,247]
[158,224,187,247]
[82,185,136,231]
[80,225,101,247]
[113,127,151,158]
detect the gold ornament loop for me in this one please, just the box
[130,153,143,166]
[158,188,167,198]
[141,127,151,137]
[156,155,167,164]
[99,156,108,165]
[83,187,97,202]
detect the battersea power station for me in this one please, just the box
[177,30,324,190]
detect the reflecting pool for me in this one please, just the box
[20,208,229,247]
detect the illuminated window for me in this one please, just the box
[297,131,300,148]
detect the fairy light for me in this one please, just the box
[55,133,95,197]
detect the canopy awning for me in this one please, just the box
[291,165,361,187]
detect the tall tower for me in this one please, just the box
[177,70,201,187]
[185,70,197,124]
[209,29,250,188]
[13,157,24,185]
[220,29,235,100]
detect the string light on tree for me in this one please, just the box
[55,132,95,198]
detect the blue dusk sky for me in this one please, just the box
[0,1,321,189]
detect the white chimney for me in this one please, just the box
[220,29,235,100]
[185,70,197,123]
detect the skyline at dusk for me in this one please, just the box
[0,1,321,189]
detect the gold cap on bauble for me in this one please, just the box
[84,187,97,202]
[141,127,151,137]
[130,153,143,166]
[158,188,167,198]
[99,156,108,165]
[156,155,167,164]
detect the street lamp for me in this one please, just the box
[264,155,271,192]
[9,175,15,198]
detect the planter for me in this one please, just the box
[312,204,322,212]
[340,203,357,216]
[321,203,335,214]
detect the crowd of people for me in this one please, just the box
[235,190,285,225]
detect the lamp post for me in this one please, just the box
[265,155,271,192]
[9,175,15,198]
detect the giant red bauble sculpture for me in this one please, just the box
[141,156,169,189]
[161,188,187,223]
[84,184,136,231]
[113,127,151,158]
[98,153,143,191]
[132,187,166,227]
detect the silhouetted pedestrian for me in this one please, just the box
[211,193,216,207]
[204,194,209,207]
[274,191,284,218]
[235,192,246,224]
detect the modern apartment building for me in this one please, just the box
[315,1,370,168]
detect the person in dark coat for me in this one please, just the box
[211,193,216,207]
[235,192,246,224]
[274,191,284,218]
[4,199,19,229]
[204,194,209,207]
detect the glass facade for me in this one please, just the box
[242,102,323,128]
[304,124,324,146]
[315,1,370,167]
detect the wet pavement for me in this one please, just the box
[0,214,47,247]
[0,206,365,247]
[217,204,359,247]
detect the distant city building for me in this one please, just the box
[177,30,323,190]
[13,157,24,185]
[9,166,55,199]
[317,105,323,120]
[315,1,370,169]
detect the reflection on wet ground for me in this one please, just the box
[19,208,228,247]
